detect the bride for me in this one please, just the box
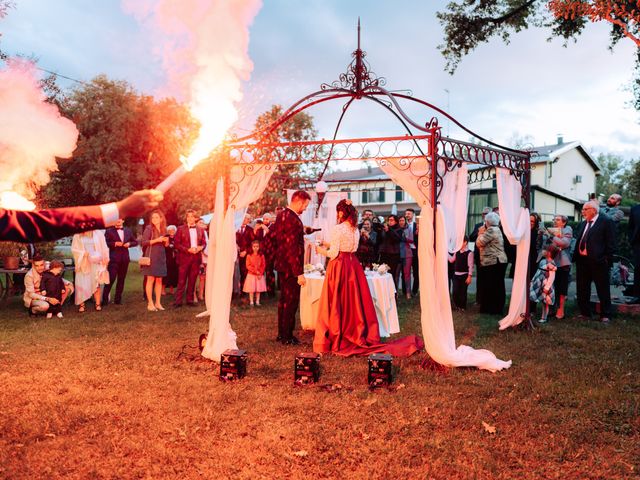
[313,199,423,357]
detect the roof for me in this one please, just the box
[529,141,600,173]
[323,166,388,182]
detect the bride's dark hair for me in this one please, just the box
[336,199,358,228]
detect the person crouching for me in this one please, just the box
[41,260,66,319]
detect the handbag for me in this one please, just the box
[139,245,151,267]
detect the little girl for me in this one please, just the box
[529,244,559,323]
[243,240,267,306]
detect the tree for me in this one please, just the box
[40,75,199,225]
[437,1,640,107]
[620,158,640,201]
[595,152,626,197]
[0,1,14,60]
[249,105,320,214]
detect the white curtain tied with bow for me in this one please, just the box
[377,158,511,372]
[202,152,275,361]
[496,168,531,330]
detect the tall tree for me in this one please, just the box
[249,105,321,214]
[40,75,198,224]
[595,152,626,197]
[438,1,640,107]
[0,1,14,61]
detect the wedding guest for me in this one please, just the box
[540,215,573,319]
[23,255,73,316]
[41,260,66,319]
[378,215,402,289]
[243,239,267,306]
[475,211,508,315]
[174,209,206,307]
[141,210,169,311]
[448,236,473,310]
[626,203,640,304]
[398,216,413,299]
[163,225,178,296]
[359,209,382,256]
[356,218,377,268]
[469,206,492,304]
[255,213,276,296]
[236,213,254,287]
[71,230,110,312]
[102,218,138,306]
[196,217,209,302]
[573,200,616,323]
[530,244,559,324]
[404,208,419,295]
[600,193,624,223]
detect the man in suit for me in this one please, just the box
[102,218,138,306]
[627,203,640,304]
[236,213,255,287]
[173,209,206,307]
[255,213,276,296]
[0,190,163,243]
[572,200,617,322]
[274,190,311,344]
[405,208,420,295]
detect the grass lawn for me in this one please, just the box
[1,268,639,479]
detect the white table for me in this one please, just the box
[300,271,400,337]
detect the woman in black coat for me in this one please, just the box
[378,215,402,289]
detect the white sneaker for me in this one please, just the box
[56,312,64,319]
[46,313,53,319]
[256,302,261,306]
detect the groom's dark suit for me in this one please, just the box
[275,207,305,342]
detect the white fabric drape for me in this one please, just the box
[201,157,275,361]
[496,168,531,330]
[440,164,469,253]
[377,158,511,372]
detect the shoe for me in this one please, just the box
[147,305,158,312]
[600,317,610,324]
[114,300,122,305]
[155,304,165,311]
[538,317,548,324]
[284,336,301,345]
[95,304,102,311]
[575,313,591,321]
[46,313,53,319]
[256,302,261,306]
[276,336,283,342]
[78,304,86,313]
[56,312,64,319]
[625,297,640,304]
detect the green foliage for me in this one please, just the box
[595,153,626,198]
[249,105,320,214]
[39,75,199,225]
[619,158,640,202]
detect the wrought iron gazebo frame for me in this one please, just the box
[210,20,533,326]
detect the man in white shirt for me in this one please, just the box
[23,255,74,315]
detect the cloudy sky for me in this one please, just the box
[3,0,640,165]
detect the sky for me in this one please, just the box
[2,0,640,168]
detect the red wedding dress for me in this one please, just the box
[313,222,424,357]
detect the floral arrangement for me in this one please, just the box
[304,263,326,275]
[371,263,390,275]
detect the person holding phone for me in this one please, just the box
[141,210,169,311]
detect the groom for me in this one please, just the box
[274,190,311,345]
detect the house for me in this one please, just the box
[320,136,600,231]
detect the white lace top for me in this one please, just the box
[325,222,360,259]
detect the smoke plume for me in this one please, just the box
[122,0,263,166]
[0,60,78,208]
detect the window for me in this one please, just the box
[340,187,351,200]
[362,188,385,204]
[395,185,403,202]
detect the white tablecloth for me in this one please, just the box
[300,271,399,337]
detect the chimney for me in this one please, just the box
[557,134,563,145]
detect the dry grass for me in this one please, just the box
[1,269,639,479]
